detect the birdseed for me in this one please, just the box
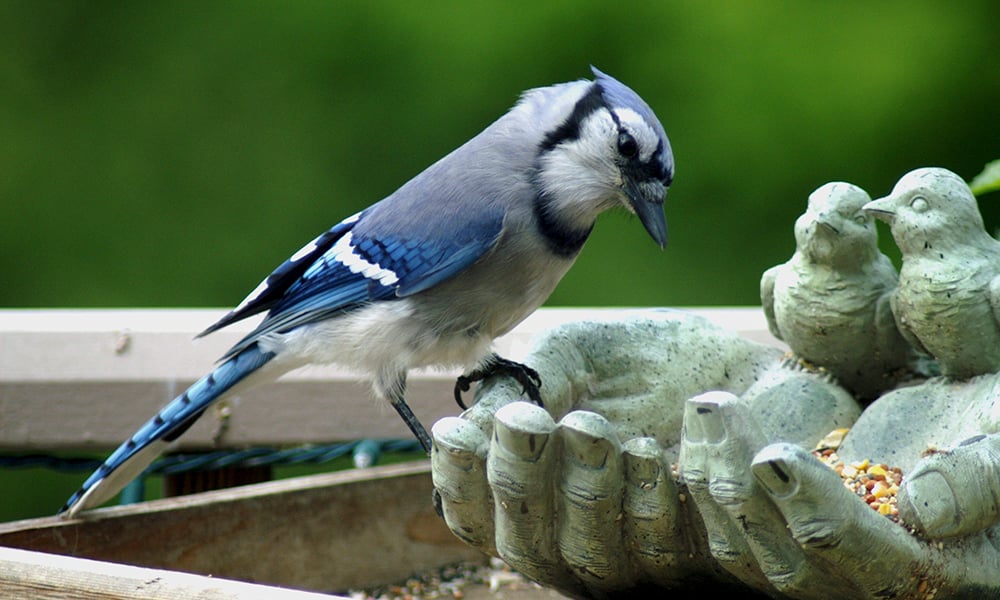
[346,558,546,600]
[813,429,903,522]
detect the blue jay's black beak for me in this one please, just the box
[626,179,668,248]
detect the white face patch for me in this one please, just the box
[612,108,660,163]
[331,231,400,286]
[533,109,631,237]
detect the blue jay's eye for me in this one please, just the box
[617,132,638,158]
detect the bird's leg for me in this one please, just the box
[454,353,543,410]
[384,373,433,454]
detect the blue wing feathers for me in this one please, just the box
[197,218,359,338]
[395,241,494,296]
[210,202,505,359]
[354,203,505,296]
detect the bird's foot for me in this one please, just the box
[454,355,543,410]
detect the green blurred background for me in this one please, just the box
[3,1,998,310]
[2,1,999,520]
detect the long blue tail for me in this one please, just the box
[60,345,275,517]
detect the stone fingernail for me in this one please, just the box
[753,456,797,498]
[624,437,662,486]
[493,402,554,460]
[560,411,616,469]
[431,417,486,459]
[898,470,959,536]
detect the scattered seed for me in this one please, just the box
[346,558,544,600]
[812,429,903,523]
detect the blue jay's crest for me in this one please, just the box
[538,68,672,182]
[591,67,673,185]
[61,68,673,518]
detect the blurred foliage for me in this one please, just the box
[971,159,1000,196]
[1,1,999,309]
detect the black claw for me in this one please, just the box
[453,376,473,410]
[453,354,544,409]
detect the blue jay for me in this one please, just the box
[61,67,673,517]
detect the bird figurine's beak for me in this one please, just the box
[815,217,840,235]
[625,179,668,248]
[862,197,896,224]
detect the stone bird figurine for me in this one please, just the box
[863,167,1000,380]
[762,181,928,400]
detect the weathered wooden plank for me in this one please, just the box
[0,546,344,600]
[0,378,462,449]
[0,308,780,449]
[0,308,776,381]
[0,461,485,594]
[0,308,462,449]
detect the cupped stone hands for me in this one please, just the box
[431,310,1000,599]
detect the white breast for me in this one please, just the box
[257,300,496,378]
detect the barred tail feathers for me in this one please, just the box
[60,345,277,517]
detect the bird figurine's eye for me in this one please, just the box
[854,214,867,225]
[910,196,929,213]
[617,132,639,158]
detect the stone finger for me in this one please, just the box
[621,437,685,581]
[693,396,835,595]
[487,402,580,592]
[555,411,634,589]
[753,443,930,598]
[678,392,769,590]
[898,433,1000,539]
[431,416,494,553]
